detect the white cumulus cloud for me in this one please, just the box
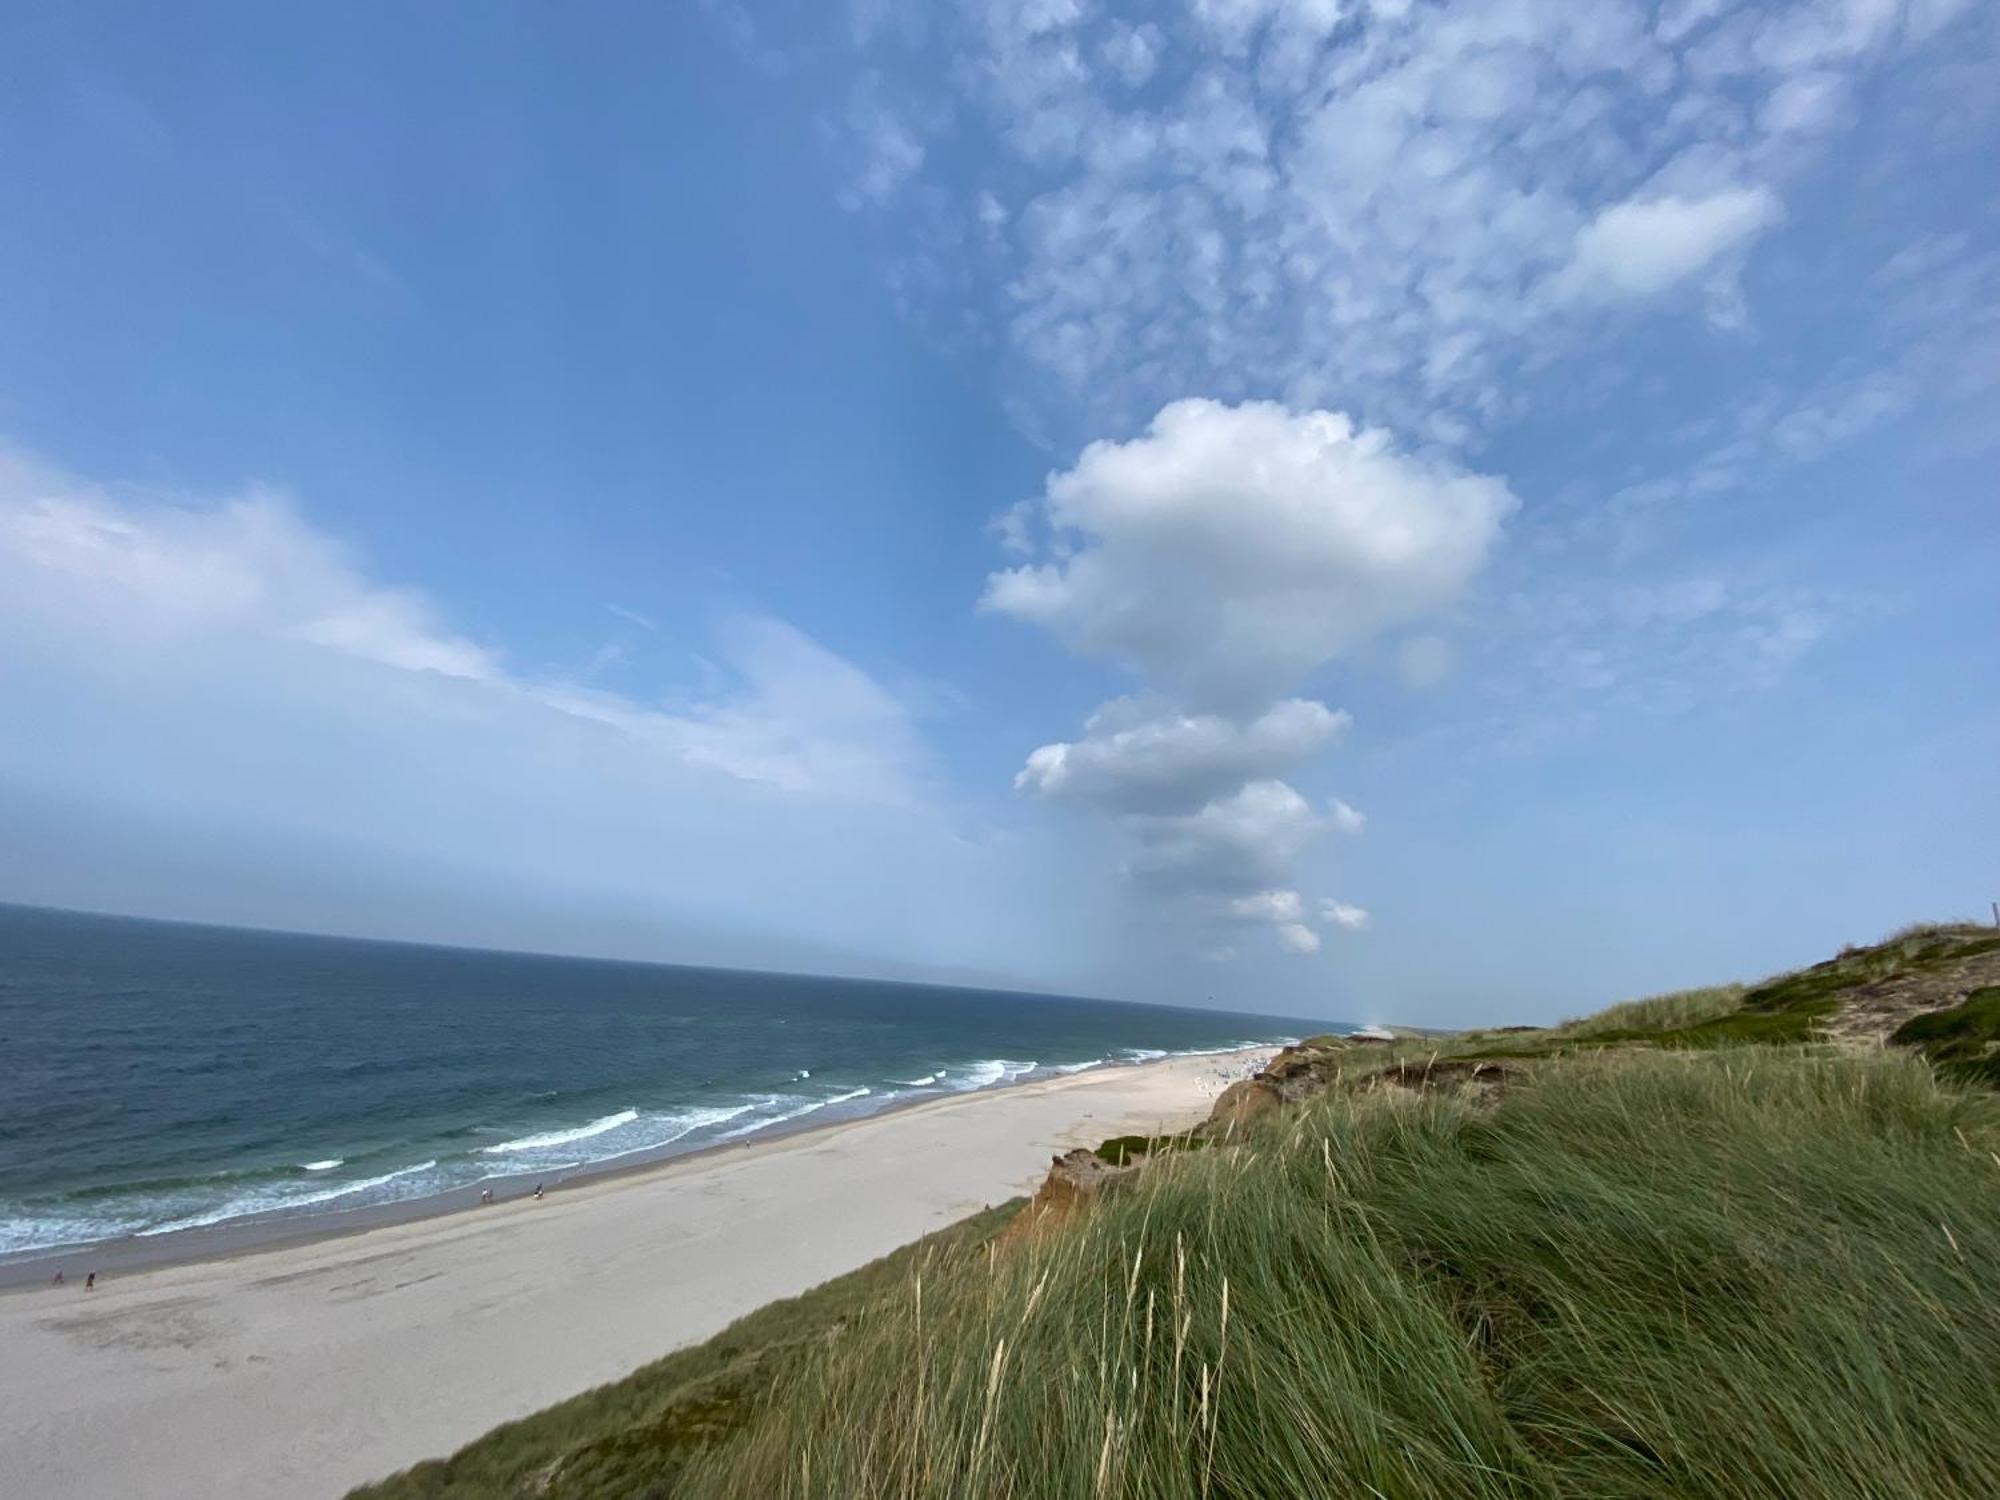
[1229,887,1305,923]
[1321,899,1370,931]
[1557,185,1784,302]
[1276,922,1322,954]
[1227,887,1321,953]
[992,399,1510,957]
[1015,695,1347,813]
[983,399,1516,709]
[1124,778,1328,894]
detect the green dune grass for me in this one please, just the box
[666,1048,1999,1500]
[1893,986,2000,1088]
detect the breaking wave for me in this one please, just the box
[480,1109,641,1155]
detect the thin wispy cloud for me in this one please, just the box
[603,602,660,632]
[0,446,935,810]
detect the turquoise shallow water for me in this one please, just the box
[0,903,1323,1256]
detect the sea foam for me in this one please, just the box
[717,1086,872,1141]
[139,1159,442,1237]
[951,1059,1038,1091]
[480,1109,640,1155]
[639,1100,765,1152]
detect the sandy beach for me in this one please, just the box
[0,1047,1269,1500]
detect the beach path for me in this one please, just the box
[0,1049,1264,1500]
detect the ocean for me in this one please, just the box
[0,903,1322,1261]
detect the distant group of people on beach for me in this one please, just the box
[50,1270,94,1290]
[475,1183,544,1205]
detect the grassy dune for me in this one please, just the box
[355,928,2000,1499]
[1550,983,1745,1036]
[667,1049,1999,1499]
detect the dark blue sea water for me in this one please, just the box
[0,904,1320,1258]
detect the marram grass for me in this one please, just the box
[1552,984,1746,1038]
[670,1048,2000,1500]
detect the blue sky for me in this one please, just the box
[1,0,1995,1025]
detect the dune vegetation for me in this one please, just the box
[1549,982,1745,1037]
[354,923,2000,1500]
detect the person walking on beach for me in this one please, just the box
[51,1270,63,1286]
[533,1183,544,1200]
[480,1188,493,1204]
[84,1272,95,1291]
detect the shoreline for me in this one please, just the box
[0,1046,1271,1500]
[0,1044,1281,1291]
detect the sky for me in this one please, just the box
[1,0,1995,1026]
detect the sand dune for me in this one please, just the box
[0,1048,1268,1500]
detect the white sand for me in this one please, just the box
[0,1048,1269,1500]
